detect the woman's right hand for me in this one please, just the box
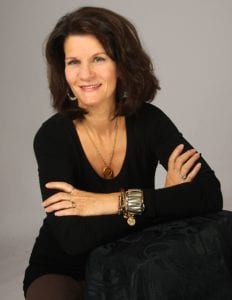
[42,182,119,217]
[164,144,201,188]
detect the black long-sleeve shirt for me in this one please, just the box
[23,103,222,294]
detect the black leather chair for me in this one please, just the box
[85,211,232,300]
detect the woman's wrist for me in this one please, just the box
[96,192,120,215]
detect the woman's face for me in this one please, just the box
[64,34,117,110]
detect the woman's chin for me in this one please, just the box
[78,99,110,110]
[78,101,97,109]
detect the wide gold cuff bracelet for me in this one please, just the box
[119,189,145,226]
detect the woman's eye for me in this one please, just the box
[94,56,106,63]
[66,60,80,66]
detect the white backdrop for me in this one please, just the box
[0,0,231,298]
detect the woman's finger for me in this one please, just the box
[42,192,71,208]
[54,208,77,217]
[186,163,202,182]
[168,144,184,170]
[175,149,197,171]
[180,152,200,176]
[45,199,74,213]
[45,181,74,193]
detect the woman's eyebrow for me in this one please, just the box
[65,52,107,60]
[92,52,107,56]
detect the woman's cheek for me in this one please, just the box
[65,67,76,84]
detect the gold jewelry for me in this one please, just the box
[119,189,145,226]
[70,200,76,209]
[83,118,118,179]
[180,173,187,181]
[118,189,124,215]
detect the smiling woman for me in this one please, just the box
[64,35,118,111]
[45,6,159,119]
[23,6,222,300]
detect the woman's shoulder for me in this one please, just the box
[34,113,72,147]
[130,103,179,139]
[142,102,167,115]
[38,113,71,131]
[134,102,170,125]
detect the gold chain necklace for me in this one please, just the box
[83,118,118,179]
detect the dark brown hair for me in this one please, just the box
[45,6,160,119]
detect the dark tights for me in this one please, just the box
[25,274,85,300]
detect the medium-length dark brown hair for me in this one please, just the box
[45,6,160,119]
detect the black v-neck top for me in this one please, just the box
[23,103,222,294]
[72,115,130,184]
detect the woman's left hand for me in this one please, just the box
[164,144,202,188]
[42,182,118,217]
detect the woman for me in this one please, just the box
[23,6,223,300]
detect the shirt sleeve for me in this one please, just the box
[34,118,135,255]
[141,105,223,219]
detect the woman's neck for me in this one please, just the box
[79,103,117,136]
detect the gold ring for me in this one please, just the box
[180,173,187,180]
[71,201,76,209]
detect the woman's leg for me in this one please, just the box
[25,274,85,300]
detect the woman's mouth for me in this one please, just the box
[80,84,102,92]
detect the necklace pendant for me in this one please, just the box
[103,166,114,179]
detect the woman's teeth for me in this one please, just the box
[80,84,101,91]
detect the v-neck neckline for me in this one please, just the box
[69,116,130,183]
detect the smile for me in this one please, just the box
[80,84,102,92]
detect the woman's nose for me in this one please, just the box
[78,63,94,80]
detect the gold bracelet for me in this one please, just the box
[123,211,136,226]
[118,189,125,215]
[118,189,145,226]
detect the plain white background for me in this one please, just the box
[0,1,231,298]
